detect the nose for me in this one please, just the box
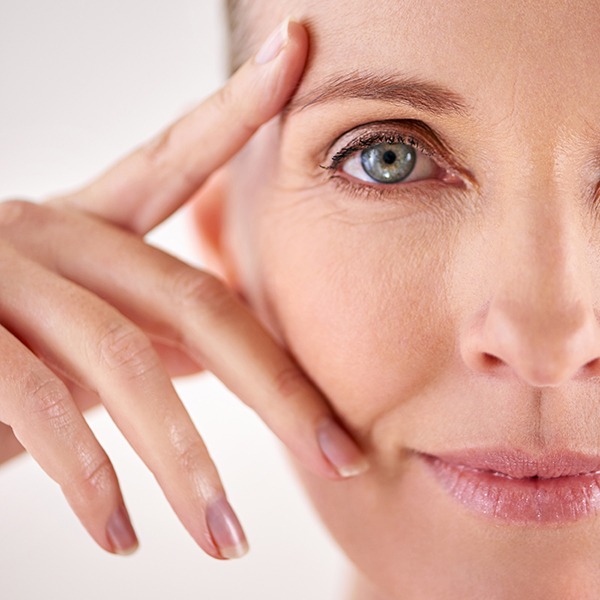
[460,187,600,387]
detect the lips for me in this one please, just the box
[418,448,600,524]
[429,448,600,479]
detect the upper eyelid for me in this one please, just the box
[323,121,448,168]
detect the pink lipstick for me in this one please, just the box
[419,449,600,524]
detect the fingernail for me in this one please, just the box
[317,417,370,478]
[206,495,249,559]
[255,17,292,65]
[106,504,139,555]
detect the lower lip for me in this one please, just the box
[419,453,600,524]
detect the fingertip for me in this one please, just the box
[286,19,310,64]
[113,540,140,556]
[247,17,309,125]
[106,504,139,556]
[273,18,309,86]
[205,495,249,560]
[254,17,308,66]
[316,417,371,480]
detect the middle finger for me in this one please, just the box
[1,200,370,480]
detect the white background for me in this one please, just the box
[0,1,351,598]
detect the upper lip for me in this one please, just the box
[424,448,600,479]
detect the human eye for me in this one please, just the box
[343,139,440,184]
[322,120,468,200]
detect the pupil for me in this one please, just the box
[382,150,397,165]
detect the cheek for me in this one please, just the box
[254,193,455,435]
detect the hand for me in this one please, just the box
[0,19,369,560]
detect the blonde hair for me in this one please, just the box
[225,0,252,73]
[225,0,288,74]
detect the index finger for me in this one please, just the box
[60,18,308,234]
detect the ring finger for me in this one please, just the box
[0,250,248,559]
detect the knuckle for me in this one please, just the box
[20,372,71,427]
[97,321,158,379]
[214,82,255,134]
[172,434,207,478]
[213,81,236,115]
[142,126,175,173]
[171,269,232,315]
[79,457,116,494]
[64,454,117,502]
[272,365,306,400]
[140,127,196,193]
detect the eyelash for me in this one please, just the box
[321,123,464,201]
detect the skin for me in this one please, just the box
[4,1,600,597]
[0,24,368,560]
[193,1,600,598]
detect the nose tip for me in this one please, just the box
[461,298,600,387]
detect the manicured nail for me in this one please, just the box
[255,17,292,64]
[206,495,249,559]
[106,504,139,555]
[317,417,370,478]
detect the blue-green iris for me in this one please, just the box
[360,142,416,183]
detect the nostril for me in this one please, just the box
[480,353,503,369]
[467,351,513,379]
[579,357,600,376]
[481,352,502,367]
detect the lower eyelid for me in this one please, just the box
[326,173,460,211]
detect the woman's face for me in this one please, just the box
[215,1,600,597]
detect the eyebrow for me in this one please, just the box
[283,72,471,119]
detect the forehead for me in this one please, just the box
[268,0,600,127]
